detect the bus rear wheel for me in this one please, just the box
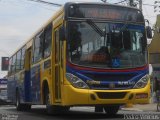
[16,90,31,111]
[104,105,120,115]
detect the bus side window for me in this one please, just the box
[32,30,44,63]
[15,50,22,72]
[11,55,16,74]
[8,57,12,75]
[44,24,52,58]
[21,46,26,69]
[55,29,59,64]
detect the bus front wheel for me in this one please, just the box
[104,105,120,115]
[47,105,70,115]
[44,87,70,114]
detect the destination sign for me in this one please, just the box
[68,4,144,22]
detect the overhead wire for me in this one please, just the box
[7,0,57,11]
[26,0,62,7]
[20,0,56,11]
[114,0,127,4]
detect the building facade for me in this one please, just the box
[148,14,160,103]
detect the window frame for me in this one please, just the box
[8,57,13,75]
[32,30,44,63]
[21,46,26,69]
[11,54,16,74]
[43,24,52,59]
[15,50,22,72]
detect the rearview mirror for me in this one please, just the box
[146,26,152,39]
[149,64,153,76]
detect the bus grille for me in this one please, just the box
[85,73,135,81]
[91,84,131,90]
[84,73,136,89]
[96,92,127,99]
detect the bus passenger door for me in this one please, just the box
[54,27,62,102]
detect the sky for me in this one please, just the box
[0,0,159,78]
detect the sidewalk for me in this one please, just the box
[121,103,157,112]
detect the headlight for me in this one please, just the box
[133,75,149,89]
[66,73,89,89]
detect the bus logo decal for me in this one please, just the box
[86,80,100,85]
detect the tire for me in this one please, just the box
[44,87,70,115]
[44,86,52,114]
[95,106,103,112]
[16,90,31,111]
[16,90,23,111]
[23,104,31,111]
[47,105,70,115]
[104,105,119,115]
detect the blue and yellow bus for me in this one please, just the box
[7,2,152,115]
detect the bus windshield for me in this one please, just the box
[67,21,147,69]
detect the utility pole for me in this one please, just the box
[139,0,142,11]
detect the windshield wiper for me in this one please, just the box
[86,19,105,37]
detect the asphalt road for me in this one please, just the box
[0,105,160,120]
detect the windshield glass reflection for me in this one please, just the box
[67,21,147,69]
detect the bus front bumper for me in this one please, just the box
[62,84,150,106]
